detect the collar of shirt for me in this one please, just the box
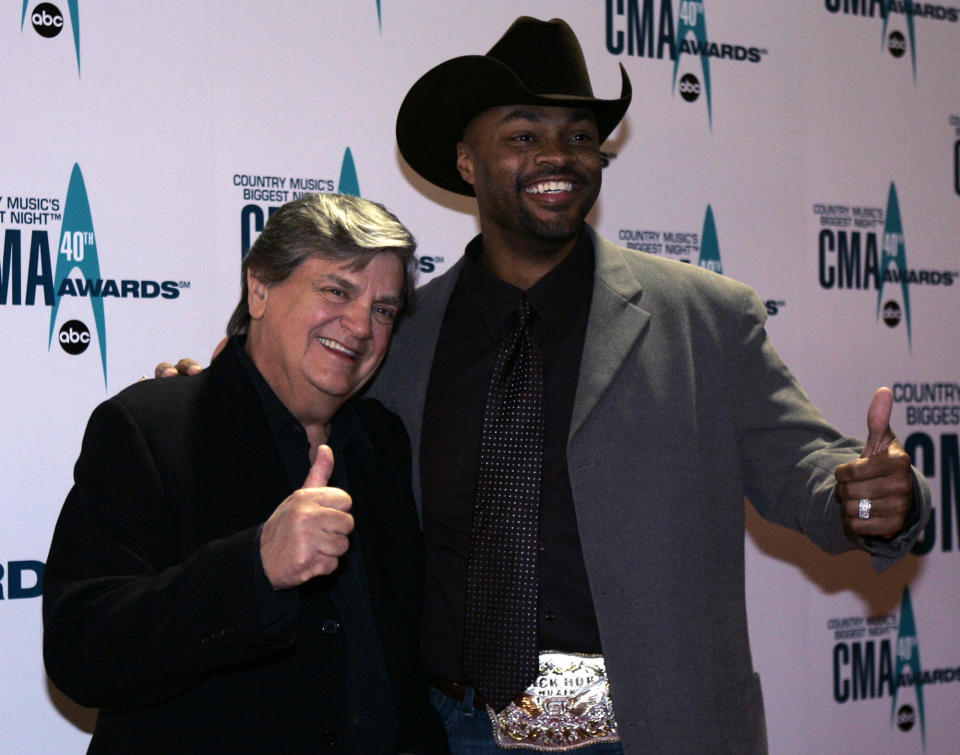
[229,335,375,480]
[460,231,595,340]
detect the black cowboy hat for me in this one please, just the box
[396,16,632,197]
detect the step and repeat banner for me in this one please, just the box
[2,2,957,752]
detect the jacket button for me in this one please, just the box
[322,729,339,747]
[321,620,340,634]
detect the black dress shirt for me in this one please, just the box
[235,338,400,752]
[419,232,603,686]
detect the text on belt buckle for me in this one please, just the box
[487,651,618,751]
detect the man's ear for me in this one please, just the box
[247,269,268,320]
[456,141,476,187]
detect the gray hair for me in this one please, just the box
[227,193,418,336]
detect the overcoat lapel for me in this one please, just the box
[374,258,465,508]
[569,229,650,440]
[205,351,291,525]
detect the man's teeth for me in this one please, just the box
[317,337,359,358]
[525,180,573,194]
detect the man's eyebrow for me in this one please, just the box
[375,294,403,307]
[314,273,358,293]
[316,274,402,306]
[498,108,597,125]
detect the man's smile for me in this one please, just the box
[524,179,576,195]
[316,336,361,359]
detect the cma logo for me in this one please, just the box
[240,148,362,256]
[0,560,44,600]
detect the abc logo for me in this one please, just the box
[888,31,907,58]
[59,320,90,355]
[882,301,902,328]
[678,74,701,103]
[31,3,64,38]
[896,704,916,732]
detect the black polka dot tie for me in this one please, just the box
[463,294,543,712]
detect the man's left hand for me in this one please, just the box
[834,387,914,540]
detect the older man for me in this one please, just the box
[44,194,448,754]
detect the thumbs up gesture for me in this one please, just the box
[260,445,355,589]
[834,387,914,539]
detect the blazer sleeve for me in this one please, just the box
[43,396,298,709]
[730,286,931,572]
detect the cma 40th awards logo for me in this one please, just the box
[0,164,187,389]
[824,0,959,84]
[237,148,444,275]
[21,0,81,75]
[815,182,957,352]
[697,204,785,316]
[238,148,355,258]
[828,586,960,752]
[605,0,769,129]
[889,587,926,748]
[617,205,785,315]
[50,164,107,384]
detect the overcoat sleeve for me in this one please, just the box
[731,285,930,570]
[43,395,297,709]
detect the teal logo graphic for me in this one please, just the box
[878,182,912,350]
[21,0,80,75]
[891,586,926,748]
[697,204,721,273]
[48,164,107,387]
[338,147,360,196]
[695,204,784,314]
[376,0,382,32]
[673,0,713,128]
[882,0,917,82]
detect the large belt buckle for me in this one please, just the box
[487,651,618,751]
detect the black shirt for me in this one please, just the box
[419,233,603,686]
[234,338,400,752]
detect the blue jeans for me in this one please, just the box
[429,686,624,755]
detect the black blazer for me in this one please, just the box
[43,345,447,754]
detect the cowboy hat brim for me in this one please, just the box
[396,55,632,197]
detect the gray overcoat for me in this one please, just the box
[369,227,930,753]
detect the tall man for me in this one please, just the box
[45,194,448,754]
[158,16,930,754]
[376,16,929,754]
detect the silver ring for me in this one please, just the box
[858,498,872,520]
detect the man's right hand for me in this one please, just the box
[259,445,354,590]
[154,337,227,377]
[154,358,203,378]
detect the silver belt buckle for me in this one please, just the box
[487,651,618,751]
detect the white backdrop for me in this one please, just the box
[2,2,957,752]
